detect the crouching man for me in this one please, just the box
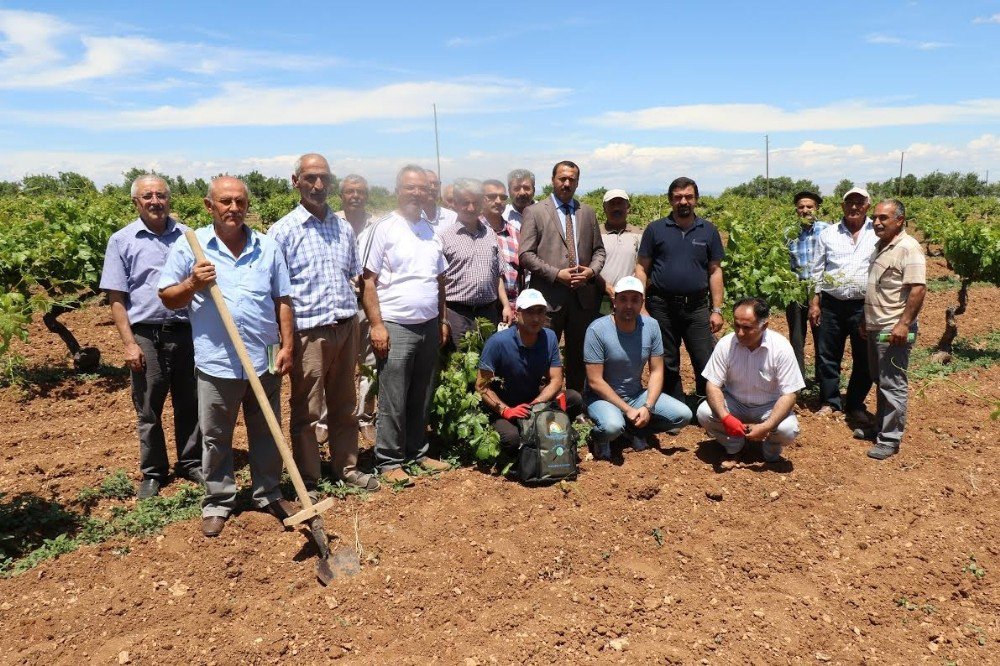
[475,289,582,458]
[159,176,296,537]
[697,297,805,466]
[584,276,692,460]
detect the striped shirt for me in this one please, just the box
[267,204,360,330]
[361,212,447,325]
[865,231,926,331]
[811,218,878,300]
[788,220,830,280]
[440,220,504,306]
[702,330,805,407]
[485,216,520,300]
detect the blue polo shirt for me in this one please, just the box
[478,326,561,407]
[158,225,292,380]
[638,215,724,295]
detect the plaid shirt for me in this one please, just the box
[811,218,878,300]
[787,220,830,280]
[440,220,503,305]
[267,204,361,330]
[485,216,520,300]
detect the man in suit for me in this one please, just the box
[519,160,606,391]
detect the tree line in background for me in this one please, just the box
[720,173,1000,200]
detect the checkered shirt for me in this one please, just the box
[267,204,360,330]
[787,220,829,280]
[811,218,878,300]
[439,220,504,305]
[486,216,520,300]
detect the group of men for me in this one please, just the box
[99,155,926,537]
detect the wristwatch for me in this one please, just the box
[711,307,723,315]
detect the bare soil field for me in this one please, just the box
[1,263,998,665]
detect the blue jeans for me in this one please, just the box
[585,390,692,445]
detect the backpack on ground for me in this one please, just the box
[517,402,577,485]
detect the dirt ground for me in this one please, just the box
[1,262,998,665]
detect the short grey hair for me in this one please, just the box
[396,164,428,190]
[507,169,535,187]
[879,198,906,219]
[130,174,170,199]
[207,176,248,201]
[452,178,483,198]
[482,179,505,191]
[293,153,328,177]
[340,174,368,192]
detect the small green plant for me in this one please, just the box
[895,596,917,610]
[963,555,986,579]
[651,527,665,547]
[98,469,135,500]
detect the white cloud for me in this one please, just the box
[6,135,999,197]
[865,32,951,49]
[0,9,341,89]
[972,13,1000,24]
[12,79,571,129]
[589,99,1000,132]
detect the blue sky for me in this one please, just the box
[1,0,999,194]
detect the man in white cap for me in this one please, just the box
[809,186,877,422]
[583,276,692,460]
[697,297,804,468]
[476,288,582,458]
[595,189,642,315]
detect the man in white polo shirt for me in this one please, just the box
[360,164,452,485]
[697,297,805,467]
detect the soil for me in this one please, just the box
[1,276,998,665]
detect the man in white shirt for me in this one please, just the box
[595,189,641,315]
[697,297,805,468]
[502,168,536,231]
[809,187,877,421]
[423,169,458,229]
[360,164,452,485]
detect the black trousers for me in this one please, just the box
[445,300,500,349]
[785,300,817,380]
[814,294,872,411]
[645,294,715,402]
[491,390,584,453]
[131,323,203,481]
[548,297,597,393]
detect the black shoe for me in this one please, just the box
[202,515,227,537]
[138,478,161,499]
[177,467,205,485]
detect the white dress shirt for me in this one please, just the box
[811,218,878,300]
[703,329,805,407]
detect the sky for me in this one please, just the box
[1,1,999,195]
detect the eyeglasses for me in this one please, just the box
[484,193,509,201]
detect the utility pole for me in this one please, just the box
[765,134,770,198]
[433,103,442,185]
[897,151,904,196]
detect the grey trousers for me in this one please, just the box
[375,318,440,472]
[866,334,913,449]
[696,394,799,462]
[198,370,284,518]
[131,326,202,481]
[356,309,377,425]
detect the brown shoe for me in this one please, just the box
[380,468,414,487]
[263,498,297,523]
[342,472,381,492]
[202,515,227,538]
[417,457,452,472]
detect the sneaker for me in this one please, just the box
[631,435,649,451]
[416,457,451,472]
[867,443,898,460]
[594,442,611,460]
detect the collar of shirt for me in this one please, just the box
[738,328,774,353]
[514,326,543,350]
[205,224,262,262]
[134,216,180,238]
[664,214,704,229]
[550,194,577,214]
[454,219,487,237]
[603,223,638,235]
[836,218,874,236]
[480,215,513,237]
[797,220,827,238]
[287,203,339,227]
[876,229,910,253]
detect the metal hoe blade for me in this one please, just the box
[307,516,360,586]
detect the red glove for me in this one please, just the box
[502,404,531,420]
[721,414,746,437]
[557,392,567,411]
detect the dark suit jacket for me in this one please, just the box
[519,197,606,310]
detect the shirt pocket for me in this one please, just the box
[690,239,709,263]
[246,265,273,296]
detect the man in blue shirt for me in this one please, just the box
[100,174,203,499]
[476,289,582,458]
[268,154,379,495]
[786,191,829,380]
[158,176,295,538]
[635,177,725,405]
[583,276,692,460]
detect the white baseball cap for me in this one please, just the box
[614,275,644,295]
[842,187,870,202]
[603,188,630,203]
[515,289,549,310]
